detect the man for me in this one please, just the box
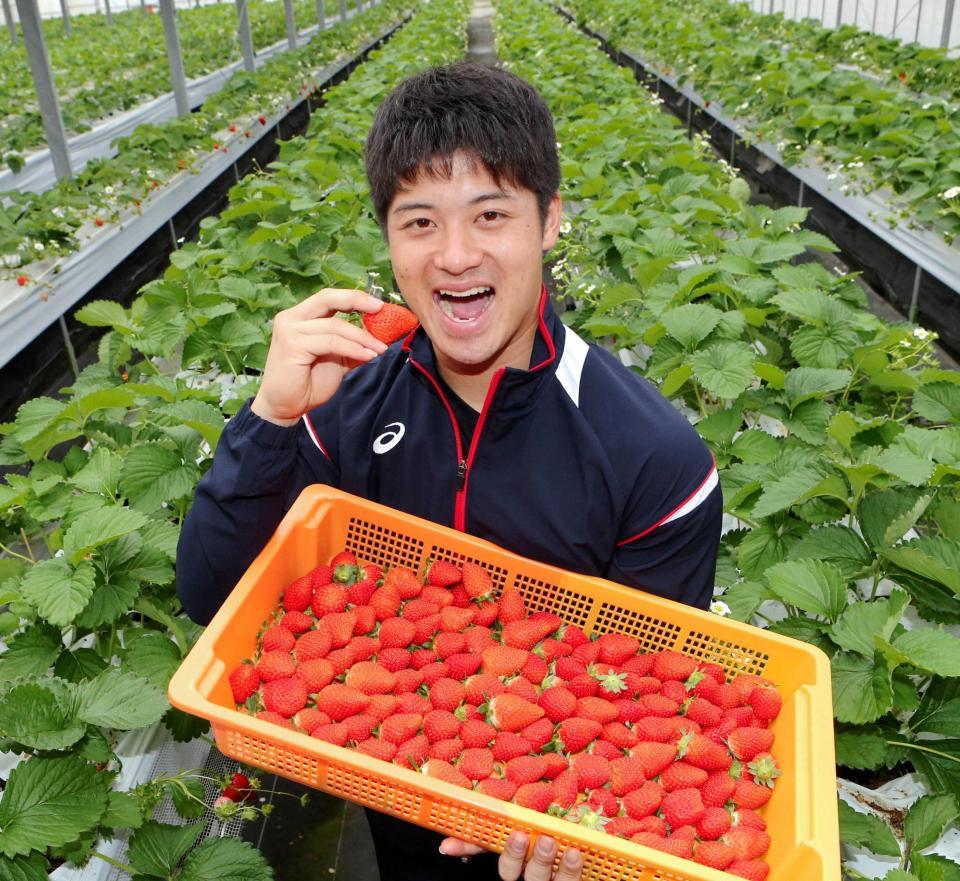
[178,62,721,881]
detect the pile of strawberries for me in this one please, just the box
[228,551,783,880]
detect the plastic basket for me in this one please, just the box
[169,485,840,881]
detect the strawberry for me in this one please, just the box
[370,587,402,621]
[426,559,461,586]
[477,777,518,801]
[343,713,378,742]
[379,617,417,649]
[604,817,645,839]
[460,719,496,748]
[283,573,314,612]
[576,696,619,725]
[555,717,602,753]
[602,721,638,750]
[629,741,677,778]
[463,626,498,654]
[661,679,687,703]
[262,676,308,717]
[312,584,349,616]
[16,275,28,287]
[749,685,782,722]
[518,718,552,752]
[295,629,332,663]
[747,752,781,787]
[229,663,260,703]
[678,732,732,771]
[329,549,357,571]
[539,639,571,663]
[694,840,736,870]
[297,658,335,692]
[635,815,668,836]
[394,734,429,769]
[491,731,534,762]
[383,565,421,599]
[432,631,466,658]
[362,303,418,345]
[464,673,505,703]
[571,753,610,790]
[258,114,267,125]
[420,587,453,609]
[458,748,494,781]
[402,599,440,621]
[727,727,775,761]
[622,780,664,820]
[312,722,350,745]
[513,781,555,812]
[325,647,355,676]
[697,805,732,840]
[348,635,379,660]
[701,769,737,807]
[398,693,431,715]
[378,646,411,672]
[608,756,646,796]
[428,678,466,712]
[483,694,545,732]
[615,699,646,724]
[597,632,640,665]
[661,762,708,792]
[505,677,539,703]
[561,625,589,647]
[352,607,378,636]
[651,650,697,682]
[295,707,328,734]
[727,859,770,880]
[316,684,370,721]
[571,642,601,665]
[472,599,500,627]
[428,738,463,762]
[731,779,772,810]
[460,561,494,600]
[439,605,475,632]
[587,788,619,818]
[357,738,397,762]
[505,755,550,785]
[661,787,705,829]
[256,651,296,682]
[481,645,529,678]
[549,767,579,810]
[380,712,424,745]
[446,652,482,680]
[366,694,399,723]
[497,588,527,624]
[279,610,313,634]
[566,673,599,699]
[345,661,396,695]
[724,826,771,861]
[683,696,722,728]
[422,709,461,743]
[737,808,768,830]
[320,611,357,648]
[538,685,577,723]
[426,759,471,789]
[420,662,451,686]
[411,648,438,670]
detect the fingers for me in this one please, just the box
[294,316,388,358]
[498,832,530,881]
[520,836,558,881]
[553,847,584,881]
[286,287,384,320]
[438,838,486,858]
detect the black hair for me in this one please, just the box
[365,62,560,230]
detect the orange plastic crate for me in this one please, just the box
[169,485,840,881]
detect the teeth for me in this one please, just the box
[437,286,492,298]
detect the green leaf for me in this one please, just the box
[903,794,959,851]
[19,559,96,627]
[688,342,755,399]
[167,778,207,820]
[74,573,140,628]
[127,821,204,877]
[838,799,901,857]
[718,581,774,622]
[102,791,145,831]
[783,367,851,408]
[730,429,780,464]
[831,651,894,723]
[124,632,182,691]
[880,538,960,595]
[694,406,743,445]
[0,756,107,857]
[912,853,960,881]
[75,668,169,730]
[788,526,872,578]
[660,303,723,349]
[0,853,49,881]
[163,706,210,742]
[834,727,890,770]
[737,523,792,580]
[74,300,130,329]
[0,624,61,682]
[914,382,960,424]
[751,465,832,519]
[53,647,108,683]
[159,401,225,448]
[76,387,136,419]
[783,398,831,445]
[764,559,848,620]
[180,837,274,881]
[63,506,149,565]
[71,447,123,496]
[913,697,960,736]
[790,323,860,369]
[860,490,934,550]
[119,443,198,513]
[754,361,785,389]
[828,590,910,657]
[866,445,935,487]
[0,682,85,750]
[890,629,960,676]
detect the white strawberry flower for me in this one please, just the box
[710,600,731,617]
[943,185,960,200]
[913,327,930,339]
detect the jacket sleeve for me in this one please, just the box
[176,400,339,625]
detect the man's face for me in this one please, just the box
[386,151,561,377]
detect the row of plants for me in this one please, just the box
[561,0,960,244]
[1,0,358,164]
[1,0,396,277]
[0,0,472,877]
[496,1,960,877]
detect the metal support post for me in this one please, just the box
[835,0,843,25]
[168,218,178,249]
[15,0,72,179]
[914,0,923,41]
[315,0,323,28]
[797,181,805,208]
[872,0,878,31]
[908,265,922,322]
[58,317,80,379]
[283,0,296,48]
[159,0,190,116]
[891,0,900,35]
[140,0,146,15]
[853,0,859,25]
[58,0,70,35]
[2,0,17,42]
[339,0,345,22]
[940,0,955,46]
[235,0,255,71]
[104,0,113,25]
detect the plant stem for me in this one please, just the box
[887,740,960,765]
[0,543,35,565]
[91,851,137,874]
[18,529,35,563]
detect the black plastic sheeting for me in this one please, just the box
[554,6,960,362]
[0,18,405,423]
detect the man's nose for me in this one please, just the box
[433,224,483,276]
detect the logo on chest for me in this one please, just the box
[372,422,405,454]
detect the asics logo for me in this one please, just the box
[372,422,405,454]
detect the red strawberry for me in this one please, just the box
[549,767,579,810]
[749,685,782,722]
[262,676,308,717]
[420,587,453,609]
[297,658,335,692]
[394,734,429,769]
[602,721,638,749]
[566,673,599,699]
[591,739,623,761]
[477,777,518,801]
[629,742,677,778]
[420,662,451,686]
[542,752,569,779]
[605,817,645,839]
[457,748,494,781]
[439,605,475,632]
[283,573,314,612]
[571,753,610,790]
[608,756,647,796]
[362,303,418,345]
[505,677,539,703]
[472,600,500,627]
[263,620,298,650]
[428,738,463,762]
[737,809,768,830]
[258,114,267,125]
[383,565,421,599]
[731,779,773,810]
[661,787,705,828]
[229,663,260,703]
[312,584,349,616]
[622,780,664,819]
[279,610,313,634]
[446,652,482,680]
[295,707,328,734]
[555,717,602,753]
[701,769,737,807]
[398,693,431,714]
[352,607,378,636]
[380,712,424,745]
[379,617,417,649]
[428,678,466,712]
[587,788,619,818]
[505,755,550,785]
[576,696,619,725]
[615,699,646,724]
[724,826,772,861]
[343,713,378,742]
[256,651,296,682]
[294,629,332,663]
[370,587,402,621]
[727,727,775,761]
[422,709,461,743]
[679,732,732,771]
[497,588,527,624]
[651,650,697,682]
[538,685,577,723]
[661,762,708,792]
[16,275,28,287]
[483,694,544,732]
[312,722,349,745]
[513,781,555,812]
[460,719,496,748]
[377,647,411,672]
[315,684,369,721]
[357,738,397,762]
[684,696,722,728]
[481,645,529,678]
[325,647,354,676]
[597,632,640,665]
[728,859,770,880]
[697,805,732,840]
[635,815,668,836]
[320,611,356,648]
[464,673,504,704]
[464,626,498,655]
[345,661,396,695]
[694,840,736,870]
[366,694,399,723]
[491,731,534,762]
[329,549,356,571]
[460,561,494,600]
[426,759,471,789]
[539,639,571,663]
[426,559,461,586]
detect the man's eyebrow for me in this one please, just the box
[390,191,515,215]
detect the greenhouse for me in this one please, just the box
[0,0,958,877]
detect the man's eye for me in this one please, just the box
[413,218,432,229]
[481,211,502,222]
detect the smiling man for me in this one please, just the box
[177,63,722,881]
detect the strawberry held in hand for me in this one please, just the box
[362,302,419,345]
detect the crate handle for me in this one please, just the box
[793,683,815,844]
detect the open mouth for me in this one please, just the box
[434,286,495,323]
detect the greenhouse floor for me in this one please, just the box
[243,772,380,880]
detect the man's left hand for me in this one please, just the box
[440,833,584,880]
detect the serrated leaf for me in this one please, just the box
[19,558,96,627]
[765,559,848,620]
[158,401,225,448]
[828,590,910,657]
[751,465,831,519]
[0,624,61,682]
[913,696,960,736]
[788,526,872,577]
[167,778,207,820]
[163,706,210,742]
[119,444,198,513]
[70,447,123,496]
[730,429,780,464]
[784,398,831,445]
[754,361,785,389]
[125,632,182,691]
[914,382,960,424]
[76,387,136,419]
[74,300,130,329]
[838,799,900,856]
[62,506,149,565]
[0,852,49,881]
[660,303,723,349]
[832,651,893,724]
[688,342,755,400]
[834,728,890,770]
[102,791,145,831]
[737,523,792,580]
[0,756,107,857]
[880,538,960,595]
[694,406,743,445]
[180,837,274,881]
[866,446,935,487]
[127,821,203,877]
[860,490,934,550]
[0,682,84,750]
[718,581,774,622]
[783,367,851,408]
[903,794,959,851]
[75,668,169,730]
[891,629,960,676]
[74,573,140,628]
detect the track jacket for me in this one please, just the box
[177,289,722,626]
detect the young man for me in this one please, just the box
[178,62,721,881]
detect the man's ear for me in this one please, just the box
[541,192,563,252]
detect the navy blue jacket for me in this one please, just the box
[177,291,722,625]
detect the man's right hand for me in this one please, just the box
[251,288,389,427]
